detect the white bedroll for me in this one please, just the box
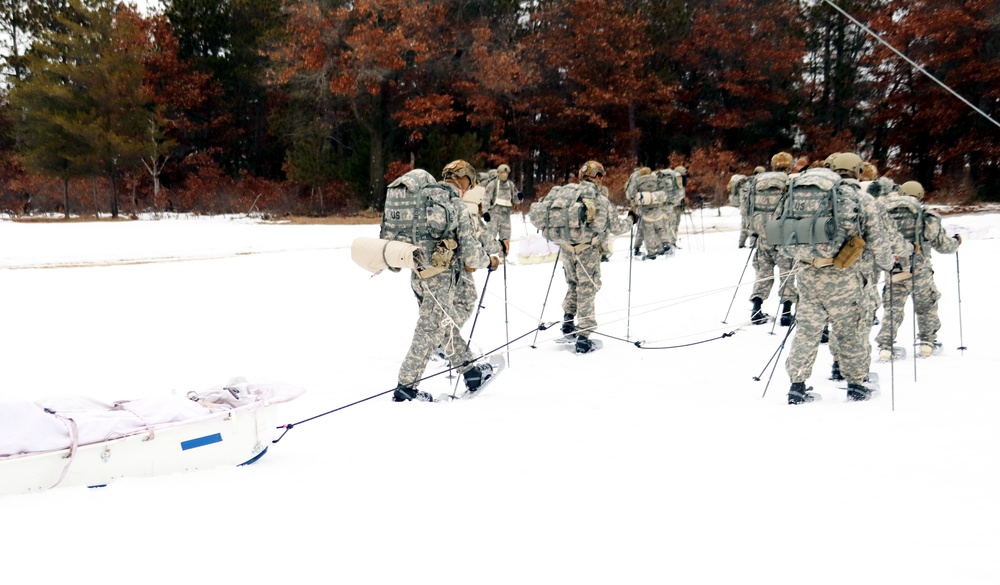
[0,378,304,496]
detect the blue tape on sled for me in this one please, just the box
[181,433,223,451]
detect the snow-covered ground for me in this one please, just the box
[1,208,998,583]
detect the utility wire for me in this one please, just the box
[820,0,1000,130]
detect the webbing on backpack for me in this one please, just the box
[765,173,851,259]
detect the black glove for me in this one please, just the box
[627,210,639,224]
[483,211,491,223]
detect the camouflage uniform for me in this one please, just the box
[875,196,961,352]
[728,174,753,247]
[455,207,502,327]
[781,172,902,392]
[561,183,631,340]
[826,181,909,373]
[398,183,490,389]
[484,176,521,242]
[747,172,798,305]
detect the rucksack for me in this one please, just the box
[881,194,925,245]
[764,170,861,261]
[631,171,683,207]
[380,169,460,253]
[528,182,605,246]
[748,172,788,216]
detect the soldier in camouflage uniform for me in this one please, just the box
[454,185,502,330]
[625,167,670,259]
[875,180,962,359]
[747,152,798,326]
[484,163,521,253]
[560,160,635,353]
[728,173,752,247]
[662,165,689,252]
[777,157,907,404]
[824,154,909,381]
[393,160,500,402]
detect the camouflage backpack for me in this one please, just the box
[880,194,925,246]
[748,171,789,216]
[380,169,461,257]
[634,170,684,207]
[528,182,605,246]
[764,170,861,261]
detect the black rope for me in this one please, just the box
[593,329,738,350]
[271,321,559,444]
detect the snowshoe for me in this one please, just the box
[575,337,603,354]
[877,346,906,362]
[916,341,942,358]
[788,382,820,405]
[461,355,505,398]
[392,384,436,403]
[846,383,873,402]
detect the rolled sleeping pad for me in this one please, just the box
[351,237,420,274]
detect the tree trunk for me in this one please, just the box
[109,172,119,219]
[62,178,69,220]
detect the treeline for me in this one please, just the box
[0,0,997,218]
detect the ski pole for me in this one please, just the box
[888,272,896,411]
[753,319,794,381]
[502,251,510,366]
[531,249,562,348]
[466,267,493,347]
[723,244,756,323]
[760,321,795,398]
[911,251,918,382]
[627,220,635,341]
[956,251,966,351]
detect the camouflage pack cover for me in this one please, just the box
[764,171,861,261]
[528,182,605,246]
[748,171,789,214]
[880,193,925,245]
[380,169,462,260]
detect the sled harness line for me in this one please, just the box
[593,329,738,350]
[271,322,559,444]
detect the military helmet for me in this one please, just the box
[899,180,925,199]
[831,153,864,179]
[639,167,652,176]
[753,166,765,175]
[579,160,606,181]
[442,160,477,186]
[770,152,794,172]
[674,165,688,175]
[497,164,511,174]
[823,153,841,168]
[860,162,878,181]
[727,174,746,192]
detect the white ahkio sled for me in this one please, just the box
[0,378,304,497]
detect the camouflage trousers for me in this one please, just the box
[489,205,513,242]
[875,257,943,348]
[639,211,669,253]
[398,270,475,388]
[786,264,875,386]
[664,205,682,246]
[751,245,799,304]
[561,244,603,338]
